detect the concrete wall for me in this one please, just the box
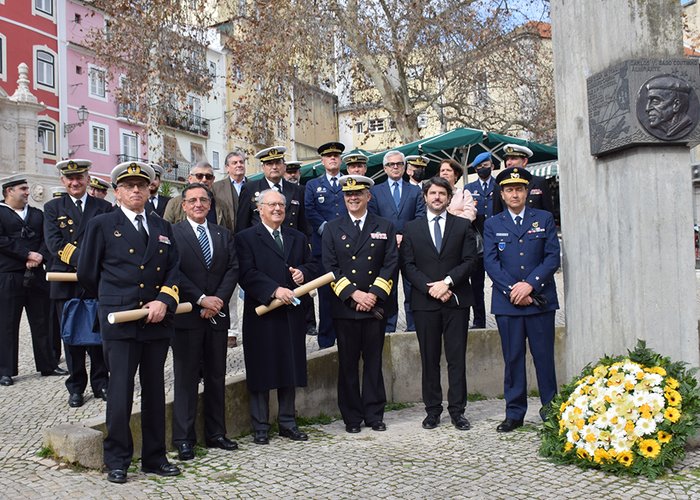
[83,327,567,458]
[551,0,699,371]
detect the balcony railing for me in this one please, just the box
[163,109,210,137]
[116,154,142,163]
[161,162,193,182]
[117,102,139,120]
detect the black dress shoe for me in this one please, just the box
[422,414,440,429]
[142,462,181,477]
[279,427,308,441]
[206,436,239,450]
[41,367,68,376]
[496,418,524,433]
[306,326,318,336]
[452,415,471,431]
[106,469,127,484]
[94,388,108,401]
[68,393,84,407]
[345,425,361,434]
[253,431,269,445]
[176,443,195,461]
[368,421,386,432]
[0,376,13,386]
[470,323,486,329]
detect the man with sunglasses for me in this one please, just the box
[163,162,234,231]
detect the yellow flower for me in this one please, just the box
[665,407,681,423]
[560,401,568,413]
[617,451,634,467]
[640,404,652,420]
[576,419,585,430]
[593,448,610,463]
[636,371,645,380]
[666,377,680,390]
[624,381,635,391]
[638,439,661,459]
[577,448,591,460]
[665,390,682,407]
[650,366,667,376]
[608,448,618,458]
[594,365,608,378]
[564,441,574,452]
[585,432,597,443]
[657,430,672,443]
[625,420,635,434]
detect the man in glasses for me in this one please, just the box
[163,161,234,231]
[368,150,425,333]
[78,161,181,483]
[170,183,239,460]
[146,164,171,217]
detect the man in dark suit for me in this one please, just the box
[78,161,182,483]
[465,152,498,329]
[0,175,65,386]
[323,175,398,433]
[368,150,425,332]
[146,164,171,217]
[164,162,234,231]
[483,166,560,433]
[88,176,110,200]
[401,176,477,431]
[304,142,347,349]
[235,146,308,235]
[171,183,239,460]
[492,144,553,215]
[236,189,318,445]
[44,159,112,408]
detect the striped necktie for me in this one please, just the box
[197,225,212,268]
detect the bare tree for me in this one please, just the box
[84,0,214,160]
[220,0,554,144]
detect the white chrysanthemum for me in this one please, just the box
[611,434,631,452]
[566,429,580,444]
[643,373,663,387]
[594,412,611,429]
[574,394,590,411]
[634,417,657,436]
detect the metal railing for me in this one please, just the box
[163,109,210,137]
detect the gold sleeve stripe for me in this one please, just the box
[373,277,393,295]
[332,277,351,297]
[58,243,77,265]
[160,285,179,304]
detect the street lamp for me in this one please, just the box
[64,105,89,136]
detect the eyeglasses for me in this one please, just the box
[184,197,211,205]
[385,162,405,168]
[119,181,148,190]
[192,173,215,181]
[260,202,285,208]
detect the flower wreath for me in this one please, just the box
[540,340,700,479]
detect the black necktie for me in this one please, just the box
[515,215,522,226]
[331,177,338,189]
[273,229,283,252]
[135,214,148,244]
[354,219,361,235]
[75,199,83,214]
[274,183,282,193]
[149,196,157,209]
[433,216,442,251]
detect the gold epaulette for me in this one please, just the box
[58,243,77,265]
[160,285,179,304]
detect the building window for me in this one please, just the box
[34,0,53,17]
[90,123,108,153]
[355,121,364,134]
[35,49,55,89]
[209,61,217,77]
[88,65,107,99]
[417,114,428,129]
[387,119,396,131]
[120,130,138,160]
[0,34,6,81]
[368,118,385,133]
[212,151,220,170]
[38,120,56,156]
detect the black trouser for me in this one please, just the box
[171,326,227,445]
[55,300,108,395]
[102,337,170,471]
[334,317,387,426]
[470,256,486,327]
[414,308,469,418]
[248,386,297,432]
[0,273,56,376]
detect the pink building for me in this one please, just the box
[63,1,144,178]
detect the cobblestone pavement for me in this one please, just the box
[1,272,700,498]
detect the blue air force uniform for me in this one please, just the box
[483,167,560,426]
[304,142,348,348]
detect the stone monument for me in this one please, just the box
[551,1,698,375]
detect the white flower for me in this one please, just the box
[634,417,657,436]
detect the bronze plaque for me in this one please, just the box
[587,59,700,156]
